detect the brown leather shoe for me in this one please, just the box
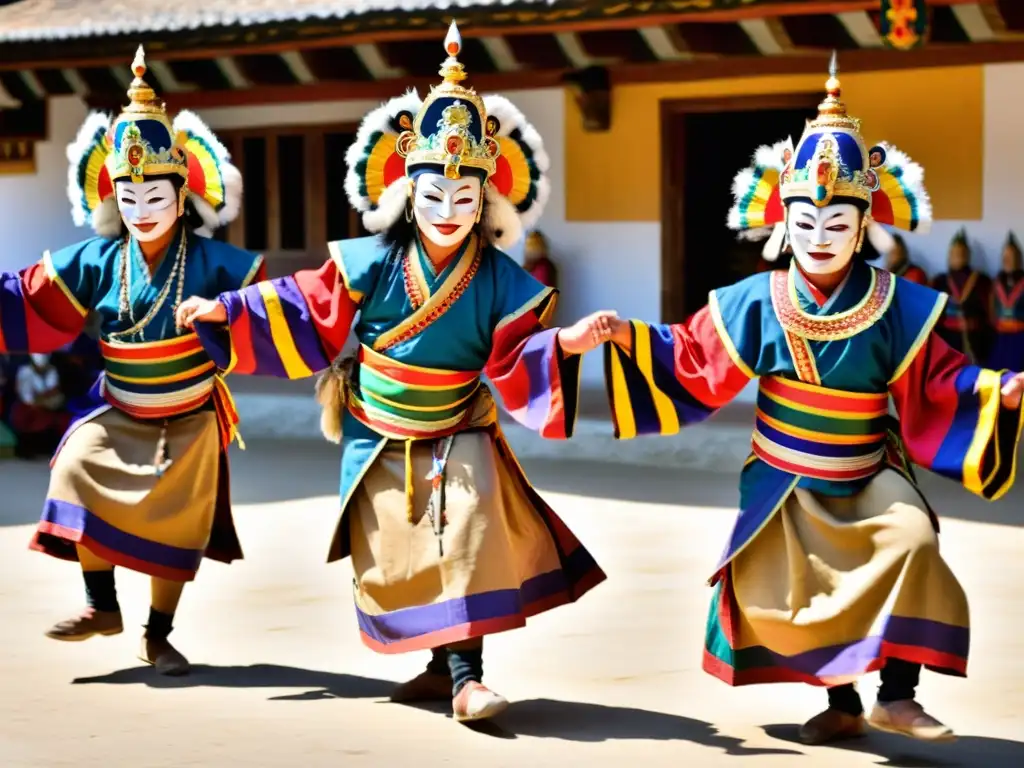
[868,700,956,742]
[389,671,453,703]
[798,708,866,745]
[45,609,123,641]
[452,682,509,723]
[139,636,191,676]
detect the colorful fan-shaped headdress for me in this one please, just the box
[727,53,932,260]
[66,45,242,238]
[344,22,549,250]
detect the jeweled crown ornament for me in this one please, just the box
[108,45,188,184]
[398,21,500,180]
[780,52,875,209]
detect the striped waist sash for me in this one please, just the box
[345,344,483,441]
[101,334,216,419]
[101,333,242,448]
[752,376,889,482]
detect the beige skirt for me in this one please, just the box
[345,428,604,653]
[30,407,239,581]
[704,469,970,685]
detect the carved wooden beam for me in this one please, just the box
[562,65,611,133]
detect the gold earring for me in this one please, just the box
[405,199,414,223]
[177,185,187,217]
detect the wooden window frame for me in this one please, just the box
[217,121,360,269]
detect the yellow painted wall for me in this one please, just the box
[565,66,983,222]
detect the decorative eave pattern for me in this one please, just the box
[0,0,1021,111]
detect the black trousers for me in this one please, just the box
[828,659,922,716]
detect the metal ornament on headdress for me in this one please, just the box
[108,45,188,185]
[780,52,871,209]
[398,21,500,181]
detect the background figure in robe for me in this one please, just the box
[178,23,607,725]
[0,48,263,676]
[10,353,71,458]
[884,234,927,284]
[523,230,558,289]
[931,228,992,363]
[989,232,1024,371]
[602,59,1024,747]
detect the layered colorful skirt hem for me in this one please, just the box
[702,470,969,687]
[29,406,240,581]
[339,428,605,654]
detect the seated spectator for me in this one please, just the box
[11,353,71,459]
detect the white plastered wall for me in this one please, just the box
[5,63,1024,393]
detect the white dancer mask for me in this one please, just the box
[115,179,179,243]
[787,201,862,276]
[412,172,482,248]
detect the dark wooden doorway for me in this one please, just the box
[219,123,367,278]
[660,93,821,322]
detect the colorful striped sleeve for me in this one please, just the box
[890,331,1023,501]
[195,258,358,379]
[0,255,90,354]
[484,288,581,439]
[604,306,753,439]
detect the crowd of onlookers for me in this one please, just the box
[0,334,103,460]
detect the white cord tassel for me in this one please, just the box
[761,222,787,261]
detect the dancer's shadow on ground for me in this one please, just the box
[764,723,1024,767]
[72,663,395,700]
[74,667,796,755]
[399,698,800,756]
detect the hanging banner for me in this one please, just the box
[880,0,929,51]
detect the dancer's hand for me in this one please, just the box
[557,310,619,355]
[176,296,226,329]
[1000,371,1024,409]
[607,316,632,349]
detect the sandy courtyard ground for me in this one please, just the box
[0,440,1022,767]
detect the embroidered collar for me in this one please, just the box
[772,261,894,341]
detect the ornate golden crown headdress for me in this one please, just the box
[397,22,499,180]
[780,53,871,207]
[108,46,188,184]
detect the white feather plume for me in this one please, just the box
[874,141,933,234]
[344,90,422,214]
[172,110,243,229]
[65,111,112,228]
[481,94,551,232]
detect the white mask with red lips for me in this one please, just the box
[412,172,483,248]
[115,179,180,243]
[786,200,862,276]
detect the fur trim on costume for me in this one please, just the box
[189,193,218,235]
[362,177,409,233]
[92,198,122,238]
[867,220,895,256]
[482,185,522,251]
